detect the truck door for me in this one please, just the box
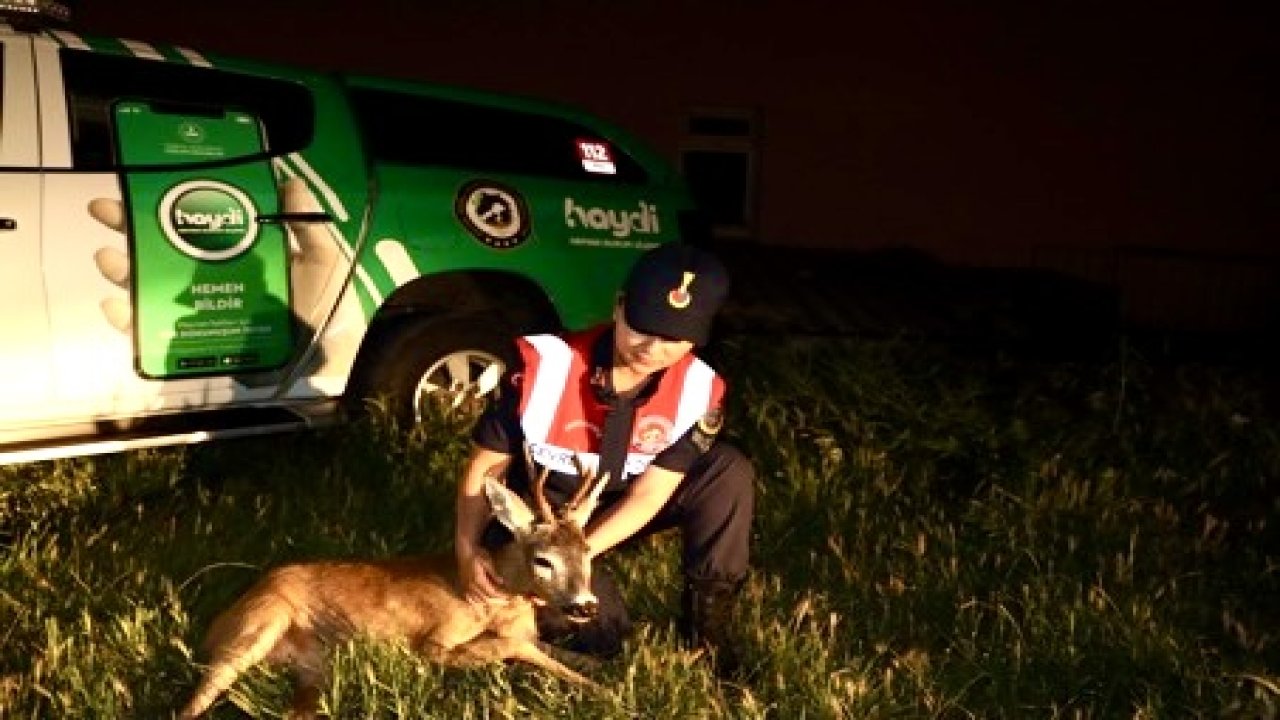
[0,35,54,425]
[33,43,318,421]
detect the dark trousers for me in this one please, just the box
[623,441,755,584]
[492,442,755,655]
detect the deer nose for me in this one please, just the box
[562,598,599,623]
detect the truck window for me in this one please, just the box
[348,87,648,184]
[59,50,315,171]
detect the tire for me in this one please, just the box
[346,315,519,426]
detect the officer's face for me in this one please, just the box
[613,306,695,375]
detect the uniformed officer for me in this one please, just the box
[453,242,755,666]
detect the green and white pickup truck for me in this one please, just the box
[0,5,697,464]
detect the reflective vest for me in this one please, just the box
[516,327,724,481]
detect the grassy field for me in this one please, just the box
[1,334,1276,718]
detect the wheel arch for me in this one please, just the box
[344,269,563,405]
[373,268,562,335]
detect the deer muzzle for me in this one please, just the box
[562,596,599,623]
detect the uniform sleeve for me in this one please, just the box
[649,404,725,474]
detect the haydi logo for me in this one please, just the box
[159,181,260,261]
[564,198,661,238]
[174,203,245,234]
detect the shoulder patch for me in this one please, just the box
[691,407,724,452]
[697,407,724,435]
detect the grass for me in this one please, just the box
[1,334,1276,718]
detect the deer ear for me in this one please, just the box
[484,475,537,535]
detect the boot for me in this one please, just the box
[679,579,743,675]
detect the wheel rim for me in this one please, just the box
[411,348,505,422]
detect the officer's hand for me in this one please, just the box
[275,177,366,347]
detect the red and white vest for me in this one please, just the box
[516,327,724,480]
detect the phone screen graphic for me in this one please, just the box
[113,100,293,379]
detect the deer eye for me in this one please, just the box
[532,556,556,576]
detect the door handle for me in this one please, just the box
[0,218,16,231]
[256,212,332,225]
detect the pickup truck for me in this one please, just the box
[0,10,697,464]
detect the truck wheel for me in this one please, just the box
[348,316,517,426]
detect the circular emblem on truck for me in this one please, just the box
[455,181,530,249]
[158,180,260,261]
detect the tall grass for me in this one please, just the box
[1,335,1276,718]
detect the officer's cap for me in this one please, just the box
[622,243,729,346]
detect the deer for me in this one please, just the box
[178,453,611,720]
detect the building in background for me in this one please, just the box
[69,0,1274,335]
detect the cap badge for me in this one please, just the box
[667,272,696,309]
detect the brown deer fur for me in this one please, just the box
[178,469,609,720]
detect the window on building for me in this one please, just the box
[680,108,759,240]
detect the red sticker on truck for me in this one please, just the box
[575,138,617,175]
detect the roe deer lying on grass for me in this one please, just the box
[178,459,610,720]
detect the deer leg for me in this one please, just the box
[537,640,604,676]
[419,637,600,688]
[284,688,321,720]
[506,639,600,687]
[283,633,327,720]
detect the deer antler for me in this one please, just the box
[522,443,556,524]
[565,454,611,528]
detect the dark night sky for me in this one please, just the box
[63,1,1275,263]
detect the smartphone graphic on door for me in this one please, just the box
[113,100,293,379]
